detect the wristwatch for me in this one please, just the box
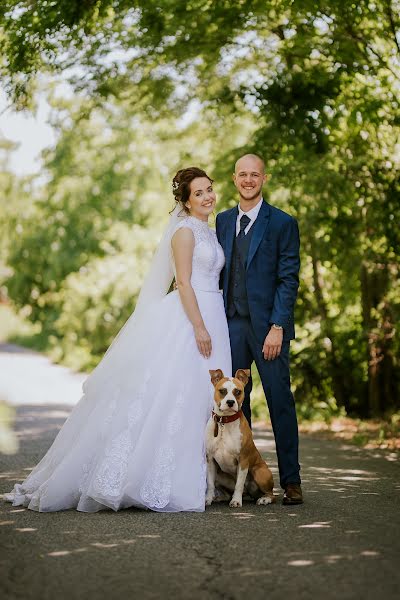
[271,324,283,330]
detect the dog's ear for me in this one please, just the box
[209,369,224,386]
[234,369,250,386]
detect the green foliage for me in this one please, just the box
[52,224,155,370]
[0,0,399,418]
[1,101,176,363]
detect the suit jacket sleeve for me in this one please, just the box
[216,213,221,241]
[270,216,300,329]
[216,213,224,291]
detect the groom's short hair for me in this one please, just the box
[234,154,265,173]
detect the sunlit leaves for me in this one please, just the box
[1,0,399,415]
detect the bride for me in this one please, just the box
[5,167,232,513]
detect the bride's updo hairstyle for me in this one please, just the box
[172,167,213,214]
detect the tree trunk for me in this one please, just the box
[309,239,349,412]
[360,261,394,417]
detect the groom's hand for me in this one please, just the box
[262,328,283,361]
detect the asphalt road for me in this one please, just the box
[0,345,399,599]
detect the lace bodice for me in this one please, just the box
[172,216,225,292]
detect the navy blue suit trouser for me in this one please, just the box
[228,313,301,488]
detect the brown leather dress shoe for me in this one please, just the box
[282,484,303,505]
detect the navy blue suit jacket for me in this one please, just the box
[216,200,300,342]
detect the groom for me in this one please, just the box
[216,154,303,505]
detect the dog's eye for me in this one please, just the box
[233,388,241,397]
[219,388,227,396]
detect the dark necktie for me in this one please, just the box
[238,214,251,239]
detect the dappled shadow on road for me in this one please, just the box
[1,405,398,508]
[0,404,73,488]
[0,506,386,600]
[0,343,39,355]
[0,502,386,567]
[11,404,71,441]
[0,402,398,600]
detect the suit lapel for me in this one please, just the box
[246,201,270,270]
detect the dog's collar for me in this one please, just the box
[212,410,242,425]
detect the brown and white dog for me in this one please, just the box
[205,369,275,508]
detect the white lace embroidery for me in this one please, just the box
[92,430,133,498]
[172,217,225,292]
[139,445,176,509]
[79,370,152,500]
[78,458,95,495]
[139,386,186,508]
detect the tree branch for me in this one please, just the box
[385,0,400,56]
[343,25,400,81]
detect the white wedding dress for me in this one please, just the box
[5,214,232,512]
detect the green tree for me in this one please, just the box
[1,0,399,415]
[3,99,169,365]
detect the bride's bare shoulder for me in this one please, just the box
[171,221,195,248]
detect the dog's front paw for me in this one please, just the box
[256,495,273,506]
[229,498,242,508]
[205,496,214,506]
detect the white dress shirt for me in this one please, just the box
[236,198,264,236]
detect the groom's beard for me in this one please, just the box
[239,188,263,203]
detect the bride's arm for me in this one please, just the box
[171,228,212,359]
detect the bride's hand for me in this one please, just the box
[194,325,212,359]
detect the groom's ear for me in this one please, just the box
[234,369,250,386]
[209,369,224,387]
